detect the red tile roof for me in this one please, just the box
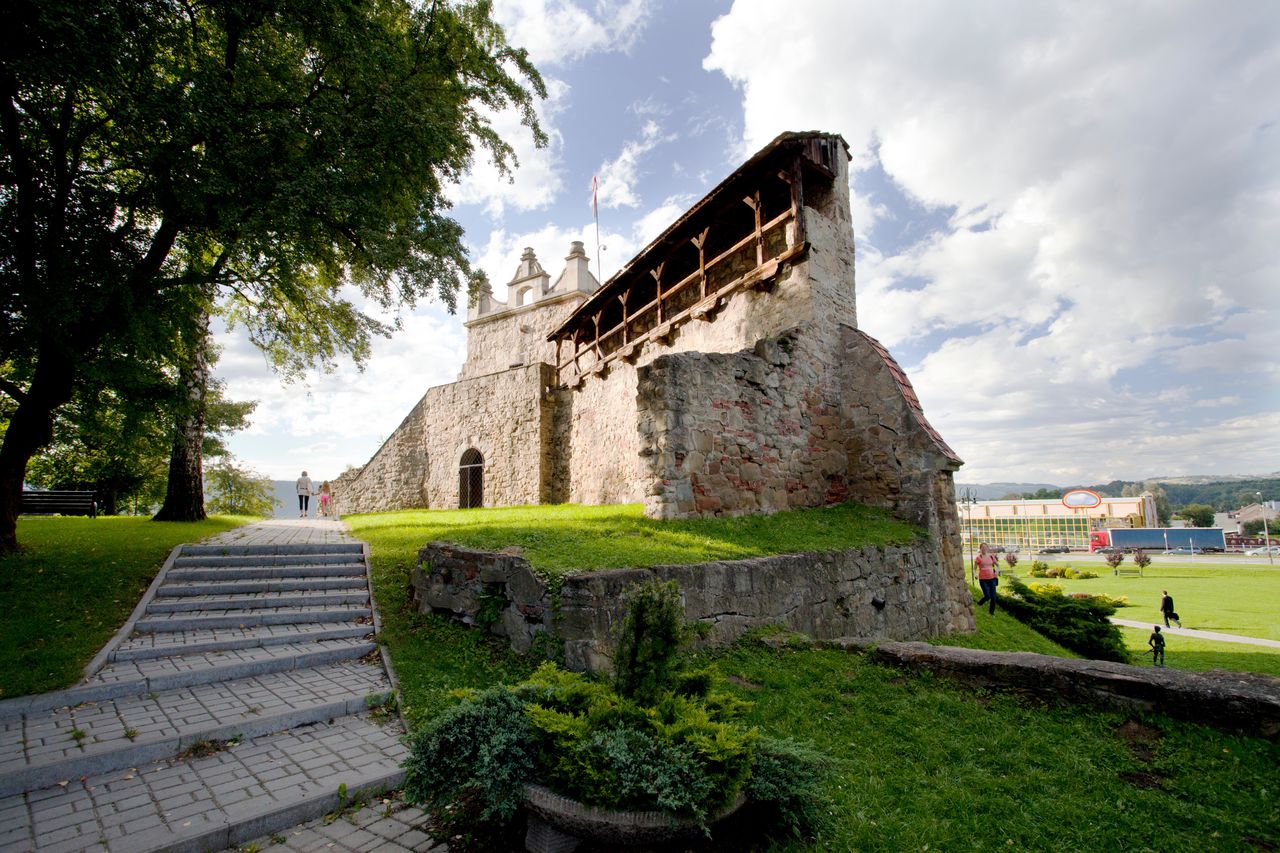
[851,328,963,466]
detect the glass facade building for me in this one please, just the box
[958,493,1158,554]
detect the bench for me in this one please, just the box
[20,490,97,518]
[1114,567,1142,577]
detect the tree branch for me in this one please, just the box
[0,377,28,405]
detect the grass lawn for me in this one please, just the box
[0,515,254,698]
[1025,557,1279,640]
[349,501,919,727]
[933,588,1080,657]
[700,639,1280,852]
[347,502,920,581]
[1117,626,1280,678]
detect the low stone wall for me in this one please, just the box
[411,539,972,673]
[813,640,1278,740]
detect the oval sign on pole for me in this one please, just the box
[1062,489,1102,509]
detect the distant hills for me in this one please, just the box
[957,473,1280,509]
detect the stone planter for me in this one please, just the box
[522,784,747,853]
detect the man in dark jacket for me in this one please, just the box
[1159,590,1180,627]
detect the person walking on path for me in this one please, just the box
[974,542,1000,615]
[318,480,332,518]
[296,470,314,517]
[1148,625,1166,666]
[1159,590,1181,628]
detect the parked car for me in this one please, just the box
[1245,545,1280,556]
[1094,546,1123,555]
[1038,545,1070,554]
[1164,547,1201,555]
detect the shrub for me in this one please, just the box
[1075,569,1099,579]
[743,737,836,839]
[1004,552,1019,569]
[403,581,827,841]
[1043,567,1060,578]
[1072,592,1129,608]
[1028,582,1064,596]
[1001,579,1129,663]
[402,687,535,823]
[1133,550,1152,569]
[1104,552,1124,569]
[614,579,686,705]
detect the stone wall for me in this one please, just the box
[635,330,842,518]
[460,294,587,381]
[411,538,974,673]
[864,642,1280,740]
[335,363,556,514]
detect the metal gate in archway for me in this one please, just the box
[459,448,484,509]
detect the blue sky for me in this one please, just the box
[216,0,1280,486]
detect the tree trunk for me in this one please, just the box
[0,352,77,553]
[153,313,210,522]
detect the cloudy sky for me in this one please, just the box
[216,0,1280,487]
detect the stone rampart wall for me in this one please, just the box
[411,538,973,673]
[460,295,586,380]
[335,363,554,514]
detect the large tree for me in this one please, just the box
[0,0,545,551]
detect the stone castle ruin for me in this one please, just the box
[336,131,974,641]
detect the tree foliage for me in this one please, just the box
[204,457,276,517]
[1172,503,1216,528]
[0,0,545,550]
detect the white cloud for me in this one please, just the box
[493,0,653,67]
[214,307,467,480]
[706,0,1280,482]
[594,121,675,210]
[449,79,569,218]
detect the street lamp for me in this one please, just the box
[960,488,979,582]
[1259,492,1273,566]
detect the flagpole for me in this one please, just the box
[592,175,602,280]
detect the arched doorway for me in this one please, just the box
[459,448,484,509]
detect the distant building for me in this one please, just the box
[959,493,1158,552]
[1216,501,1278,535]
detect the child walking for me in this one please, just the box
[1148,625,1165,667]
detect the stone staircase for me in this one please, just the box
[0,541,407,853]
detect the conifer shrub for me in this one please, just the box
[1001,578,1129,663]
[402,578,832,842]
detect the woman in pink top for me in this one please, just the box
[974,543,1000,615]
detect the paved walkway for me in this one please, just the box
[1112,618,1280,649]
[0,518,427,853]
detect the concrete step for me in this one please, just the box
[112,624,374,662]
[134,606,371,633]
[0,712,407,853]
[179,543,364,557]
[172,554,363,569]
[0,662,392,800]
[0,641,377,721]
[166,564,366,581]
[87,638,377,687]
[154,577,367,596]
[145,591,368,613]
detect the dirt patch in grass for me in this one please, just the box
[1118,770,1165,789]
[726,675,761,690]
[1243,835,1277,852]
[1116,718,1163,763]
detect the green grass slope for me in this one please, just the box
[0,515,254,697]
